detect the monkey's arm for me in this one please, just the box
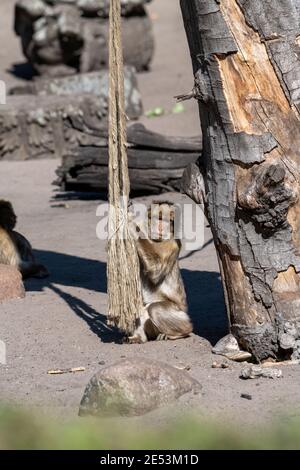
[11,231,49,279]
[11,231,35,262]
[136,238,179,285]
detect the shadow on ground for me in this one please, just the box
[8,62,36,81]
[26,249,227,346]
[51,188,168,203]
[182,269,228,345]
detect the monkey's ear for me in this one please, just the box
[0,200,14,212]
[0,200,17,230]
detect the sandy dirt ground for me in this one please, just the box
[0,0,300,431]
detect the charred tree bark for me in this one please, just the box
[180,0,300,361]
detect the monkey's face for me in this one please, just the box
[0,200,17,230]
[148,203,175,241]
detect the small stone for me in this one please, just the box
[212,334,252,362]
[212,361,229,369]
[240,365,283,380]
[221,362,230,369]
[0,265,25,301]
[213,334,239,354]
[174,363,191,371]
[241,393,252,400]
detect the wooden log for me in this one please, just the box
[55,122,202,150]
[61,167,185,194]
[77,0,152,17]
[75,146,200,169]
[127,123,201,152]
[55,124,201,194]
[180,0,300,362]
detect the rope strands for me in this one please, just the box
[107,0,143,334]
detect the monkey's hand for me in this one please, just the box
[128,212,148,240]
[126,335,144,344]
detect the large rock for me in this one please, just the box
[14,0,154,77]
[79,358,201,417]
[0,93,104,161]
[9,67,142,120]
[2,68,142,161]
[0,265,25,301]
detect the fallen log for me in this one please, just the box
[55,124,202,194]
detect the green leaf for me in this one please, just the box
[172,102,185,114]
[145,106,165,118]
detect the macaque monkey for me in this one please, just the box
[0,200,49,279]
[127,201,193,343]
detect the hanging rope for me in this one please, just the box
[107,0,143,334]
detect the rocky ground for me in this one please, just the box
[0,0,300,431]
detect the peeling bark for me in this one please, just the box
[180,0,300,361]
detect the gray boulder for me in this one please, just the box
[79,358,201,417]
[15,0,154,77]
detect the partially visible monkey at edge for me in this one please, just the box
[0,200,49,279]
[127,201,193,343]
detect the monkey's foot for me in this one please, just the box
[124,335,145,344]
[156,333,168,341]
[212,334,252,362]
[156,333,191,341]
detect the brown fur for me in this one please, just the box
[0,200,49,279]
[127,202,192,343]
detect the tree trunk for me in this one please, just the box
[180,0,300,361]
